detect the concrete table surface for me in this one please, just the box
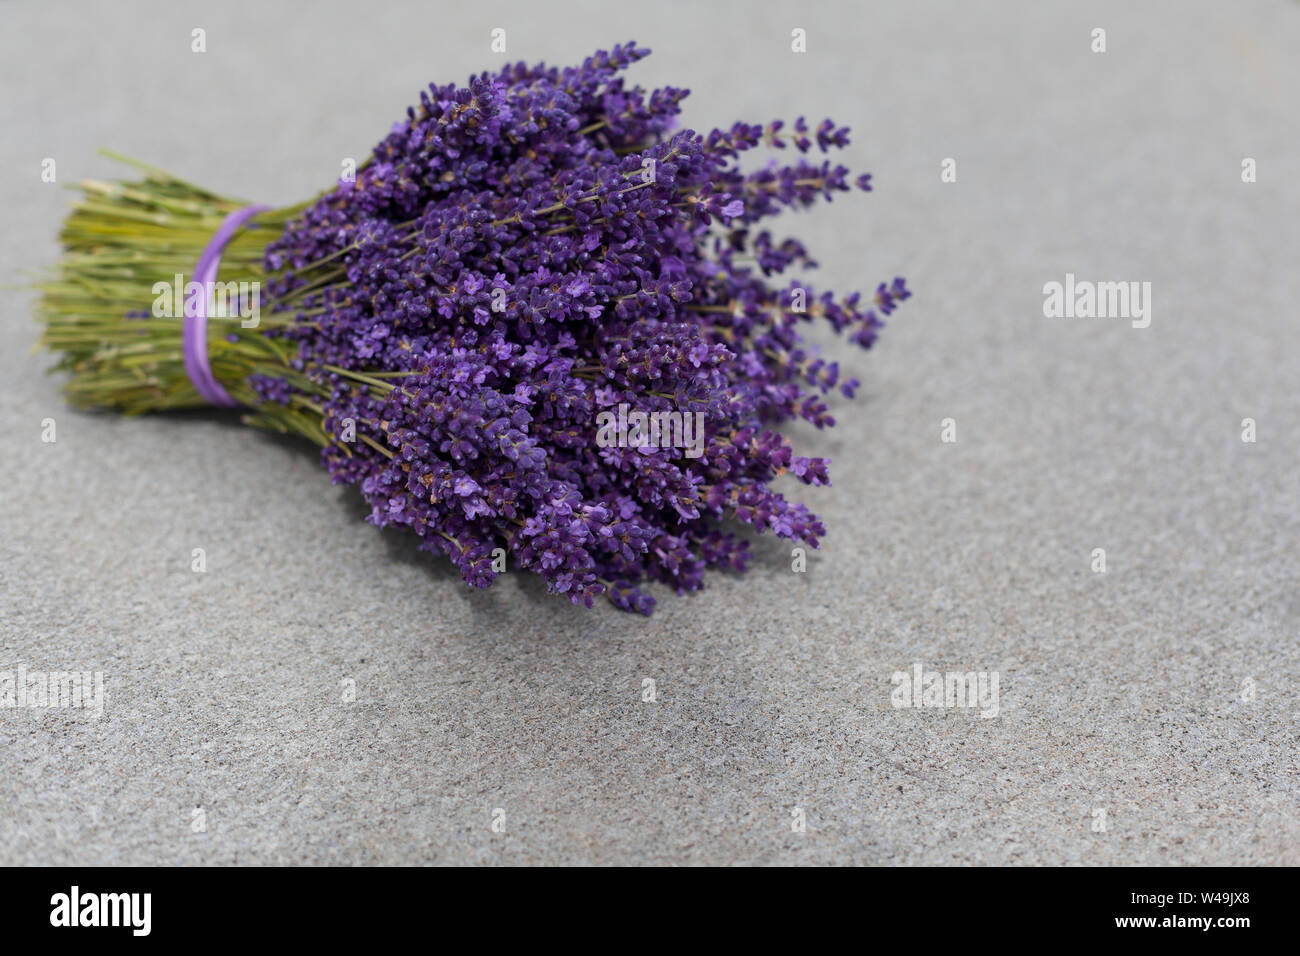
[1,0,1296,865]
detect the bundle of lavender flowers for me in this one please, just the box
[39,44,909,614]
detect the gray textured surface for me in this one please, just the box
[1,0,1297,865]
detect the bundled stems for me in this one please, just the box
[37,43,911,614]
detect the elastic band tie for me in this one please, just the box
[183,203,269,407]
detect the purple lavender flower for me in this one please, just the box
[254,43,911,613]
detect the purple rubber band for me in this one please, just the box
[183,204,270,407]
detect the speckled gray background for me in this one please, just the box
[1,0,1296,865]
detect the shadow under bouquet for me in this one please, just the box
[38,43,909,614]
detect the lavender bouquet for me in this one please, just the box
[38,44,909,614]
